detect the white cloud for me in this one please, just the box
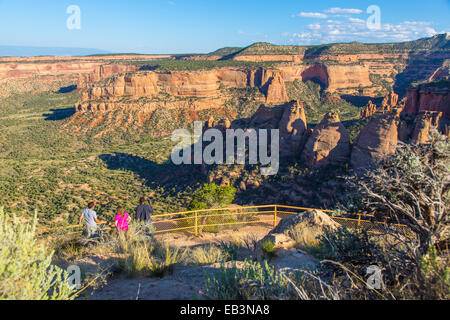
[297,12,328,19]
[424,27,438,36]
[284,18,440,44]
[308,24,321,30]
[325,7,363,14]
[290,7,443,44]
[348,18,365,24]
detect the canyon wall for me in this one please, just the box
[403,82,450,118]
[75,67,290,111]
[0,61,100,80]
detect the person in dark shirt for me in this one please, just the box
[135,197,154,222]
[135,197,155,238]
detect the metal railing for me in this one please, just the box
[37,205,412,238]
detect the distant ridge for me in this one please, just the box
[221,34,450,58]
[0,46,110,57]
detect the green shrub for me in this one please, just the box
[260,240,276,258]
[205,260,289,300]
[0,207,72,300]
[187,183,236,211]
[312,226,378,263]
[184,183,238,233]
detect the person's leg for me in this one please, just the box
[87,225,98,238]
[146,220,155,241]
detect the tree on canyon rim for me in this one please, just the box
[346,130,449,255]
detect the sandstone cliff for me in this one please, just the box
[75,67,291,112]
[403,81,450,118]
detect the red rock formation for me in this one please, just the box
[302,111,351,166]
[279,101,308,156]
[361,100,377,119]
[410,111,444,144]
[381,91,399,113]
[351,110,400,170]
[76,67,291,113]
[403,82,450,118]
[279,100,307,137]
[250,104,285,128]
[77,64,140,88]
[264,73,289,104]
[0,61,99,80]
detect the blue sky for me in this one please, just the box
[0,0,448,53]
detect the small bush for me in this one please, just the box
[260,240,276,258]
[187,183,236,211]
[312,227,378,263]
[0,207,72,300]
[186,245,228,265]
[205,260,289,300]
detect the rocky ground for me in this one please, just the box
[63,211,338,300]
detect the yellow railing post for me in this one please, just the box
[194,212,199,237]
[357,214,361,229]
[273,205,278,228]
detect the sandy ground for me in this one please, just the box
[84,251,318,300]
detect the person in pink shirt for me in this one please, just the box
[115,206,131,236]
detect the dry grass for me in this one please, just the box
[185,245,227,265]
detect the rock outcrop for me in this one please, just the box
[257,210,340,251]
[403,81,450,118]
[399,80,449,144]
[75,67,292,112]
[302,111,351,166]
[249,100,309,157]
[361,100,377,119]
[381,91,399,113]
[77,64,140,88]
[351,110,400,170]
[264,73,289,104]
[279,100,308,156]
[279,100,307,136]
[250,104,285,128]
[410,111,444,144]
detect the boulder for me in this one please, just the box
[351,110,400,170]
[302,111,350,166]
[256,210,340,259]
